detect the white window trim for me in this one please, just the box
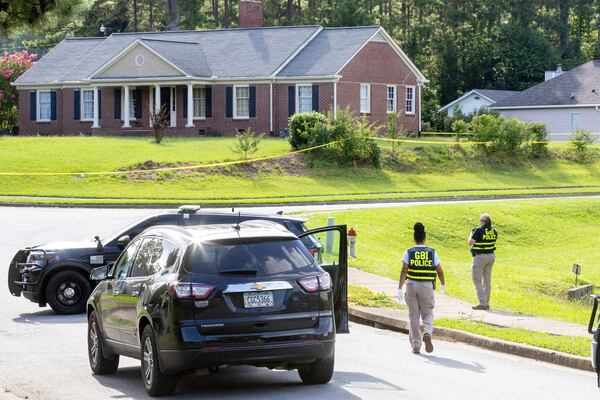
[360,83,371,114]
[193,86,206,120]
[233,84,250,119]
[36,89,52,122]
[405,85,416,115]
[121,88,138,121]
[386,85,397,114]
[80,88,95,121]
[295,83,313,114]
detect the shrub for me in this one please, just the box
[327,110,381,168]
[288,112,329,150]
[469,114,525,157]
[570,128,595,161]
[524,122,549,158]
[232,128,263,160]
[386,112,402,154]
[149,105,168,144]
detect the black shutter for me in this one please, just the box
[312,85,319,112]
[114,88,121,119]
[98,90,102,120]
[73,90,80,120]
[29,91,36,121]
[249,85,256,118]
[225,86,233,118]
[206,86,212,118]
[50,91,57,121]
[135,88,142,119]
[182,86,187,119]
[288,85,295,116]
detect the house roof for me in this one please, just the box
[15,25,426,85]
[493,60,600,108]
[438,89,519,113]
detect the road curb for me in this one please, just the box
[349,305,594,373]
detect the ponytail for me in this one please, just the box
[413,222,426,243]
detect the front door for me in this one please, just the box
[299,225,349,334]
[160,87,171,125]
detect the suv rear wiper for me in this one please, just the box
[219,268,258,275]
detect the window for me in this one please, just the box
[234,85,249,118]
[37,90,51,121]
[360,84,370,113]
[571,112,582,132]
[193,87,206,119]
[130,238,180,278]
[297,84,313,113]
[405,86,415,114]
[129,89,138,119]
[82,89,94,120]
[386,85,396,114]
[112,240,142,279]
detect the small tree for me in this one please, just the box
[0,50,37,130]
[149,105,168,144]
[570,128,595,161]
[232,128,263,160]
[386,112,402,154]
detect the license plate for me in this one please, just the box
[243,291,274,308]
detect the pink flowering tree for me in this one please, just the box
[0,50,37,130]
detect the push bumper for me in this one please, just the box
[158,339,335,373]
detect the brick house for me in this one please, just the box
[14,0,426,136]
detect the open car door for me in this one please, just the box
[299,225,349,334]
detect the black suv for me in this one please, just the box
[8,206,322,315]
[589,295,600,386]
[86,221,348,396]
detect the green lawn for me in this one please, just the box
[348,284,405,309]
[2,136,600,204]
[436,318,591,357]
[306,198,600,325]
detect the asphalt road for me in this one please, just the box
[0,207,598,399]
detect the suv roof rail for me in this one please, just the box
[178,205,201,214]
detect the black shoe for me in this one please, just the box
[423,333,433,353]
[472,304,487,310]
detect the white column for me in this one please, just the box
[269,82,273,134]
[148,86,153,125]
[92,86,100,128]
[170,87,176,128]
[123,85,131,128]
[186,83,194,128]
[154,84,161,114]
[333,80,337,119]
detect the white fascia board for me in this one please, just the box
[438,90,497,112]
[271,26,324,77]
[87,39,189,79]
[493,104,600,110]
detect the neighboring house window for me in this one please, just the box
[234,85,249,118]
[297,84,313,113]
[405,85,415,115]
[193,87,206,119]
[571,112,582,132]
[360,83,370,113]
[386,85,397,113]
[82,89,94,120]
[129,90,138,119]
[37,90,52,121]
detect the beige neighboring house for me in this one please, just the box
[492,61,600,139]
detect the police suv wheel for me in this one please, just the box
[46,271,91,314]
[141,325,177,396]
[88,311,119,375]
[298,352,335,385]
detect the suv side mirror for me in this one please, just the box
[117,235,131,249]
[90,266,110,281]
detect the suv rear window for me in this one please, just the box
[184,238,314,276]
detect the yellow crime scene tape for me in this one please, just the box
[0,136,586,177]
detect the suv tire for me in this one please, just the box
[141,325,177,397]
[46,270,91,314]
[298,352,335,385]
[88,311,119,375]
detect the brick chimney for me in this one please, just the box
[239,0,263,28]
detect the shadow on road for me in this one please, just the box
[93,365,400,399]
[420,354,486,373]
[12,309,86,325]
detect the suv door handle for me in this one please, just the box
[112,290,119,296]
[131,290,140,297]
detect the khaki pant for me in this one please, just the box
[472,253,496,307]
[404,280,435,349]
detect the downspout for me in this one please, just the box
[269,80,273,135]
[418,82,423,135]
[595,105,600,137]
[333,80,337,119]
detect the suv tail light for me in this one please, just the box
[167,282,214,299]
[298,272,331,292]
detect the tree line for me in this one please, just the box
[2,0,600,121]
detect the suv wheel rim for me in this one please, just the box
[89,321,99,366]
[56,281,82,307]
[143,337,154,385]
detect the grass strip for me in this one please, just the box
[348,285,405,310]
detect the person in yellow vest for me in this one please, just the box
[397,222,446,354]
[469,213,498,310]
